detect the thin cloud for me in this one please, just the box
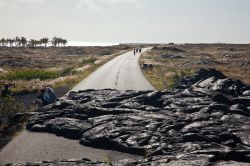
[76,0,101,11]
[0,0,145,10]
[0,0,46,8]
[14,0,46,4]
[114,0,145,9]
[107,0,145,8]
[76,0,145,11]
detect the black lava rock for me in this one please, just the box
[22,68,250,165]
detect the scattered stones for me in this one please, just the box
[0,68,8,73]
[17,69,250,165]
[153,47,185,53]
[99,49,113,56]
[160,54,185,59]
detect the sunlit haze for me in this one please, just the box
[0,0,250,43]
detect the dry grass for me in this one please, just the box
[140,44,250,90]
[0,46,131,93]
[0,46,130,69]
[50,50,129,91]
[0,47,132,149]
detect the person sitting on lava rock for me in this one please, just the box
[35,86,59,106]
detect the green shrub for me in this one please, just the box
[102,156,112,164]
[0,96,26,116]
[81,57,97,65]
[0,96,32,141]
[61,66,77,76]
[99,49,112,55]
[0,69,60,81]
[168,69,194,88]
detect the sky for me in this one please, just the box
[0,0,250,43]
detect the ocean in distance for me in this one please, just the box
[67,41,119,46]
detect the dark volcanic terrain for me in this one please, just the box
[9,69,250,165]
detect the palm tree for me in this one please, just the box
[15,37,21,47]
[62,39,67,47]
[7,38,14,47]
[57,38,62,47]
[20,37,27,47]
[36,40,42,47]
[0,38,6,47]
[2,36,68,47]
[28,39,37,47]
[6,39,10,47]
[11,39,15,47]
[51,36,59,47]
[40,37,49,47]
[57,37,62,47]
[39,39,43,46]
[44,37,49,47]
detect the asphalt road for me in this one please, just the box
[71,48,155,91]
[0,49,153,164]
[0,131,142,164]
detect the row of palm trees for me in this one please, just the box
[0,37,68,48]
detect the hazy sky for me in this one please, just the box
[0,0,250,43]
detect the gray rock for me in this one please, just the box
[21,68,250,165]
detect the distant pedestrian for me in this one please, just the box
[148,64,153,70]
[142,61,145,69]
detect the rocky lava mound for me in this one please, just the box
[20,69,250,165]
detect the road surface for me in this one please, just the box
[0,49,154,164]
[71,48,155,91]
[0,131,142,164]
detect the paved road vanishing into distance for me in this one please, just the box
[72,48,155,91]
[0,48,154,164]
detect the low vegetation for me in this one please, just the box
[0,69,60,81]
[0,46,130,146]
[140,44,250,90]
[102,156,112,164]
[53,50,128,90]
[80,57,97,65]
[0,46,131,149]
[0,46,131,94]
[142,65,194,90]
[0,95,33,149]
[0,97,27,116]
[61,66,77,76]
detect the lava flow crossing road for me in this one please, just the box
[0,48,154,164]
